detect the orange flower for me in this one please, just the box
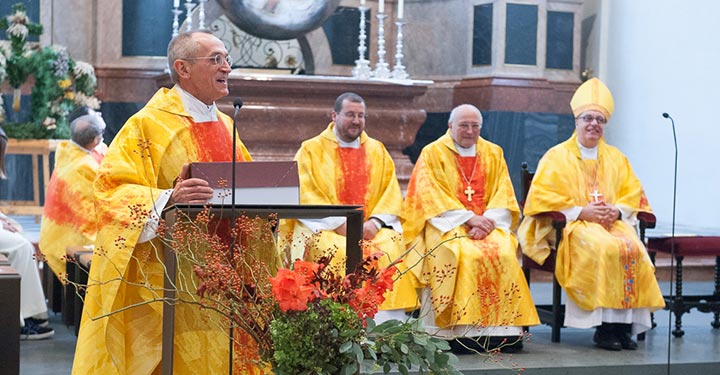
[269,268,313,312]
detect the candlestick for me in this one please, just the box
[352,6,371,79]
[197,0,208,29]
[171,8,183,38]
[373,12,390,79]
[378,0,384,14]
[184,1,196,32]
[397,0,404,19]
[391,20,408,80]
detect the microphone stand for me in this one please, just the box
[662,112,677,375]
[228,98,242,373]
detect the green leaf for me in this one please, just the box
[340,341,353,353]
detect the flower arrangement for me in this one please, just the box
[164,210,462,374]
[0,2,100,139]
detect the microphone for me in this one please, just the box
[230,97,243,209]
[228,96,243,367]
[662,112,678,360]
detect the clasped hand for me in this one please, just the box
[579,201,618,228]
[465,215,495,240]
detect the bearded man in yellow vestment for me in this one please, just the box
[518,78,665,351]
[40,107,107,280]
[72,31,269,374]
[403,104,539,354]
[283,92,418,322]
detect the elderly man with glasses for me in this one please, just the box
[281,92,419,323]
[519,78,665,351]
[72,31,265,375]
[402,104,539,354]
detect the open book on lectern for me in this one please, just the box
[188,161,299,205]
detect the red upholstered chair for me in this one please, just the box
[520,162,657,342]
[646,236,720,337]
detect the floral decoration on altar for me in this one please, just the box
[0,3,100,139]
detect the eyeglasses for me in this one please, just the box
[577,115,607,124]
[340,112,366,120]
[457,123,481,131]
[181,54,233,67]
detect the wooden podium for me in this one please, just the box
[161,204,364,375]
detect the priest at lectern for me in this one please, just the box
[281,92,419,323]
[73,31,270,375]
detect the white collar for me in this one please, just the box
[577,139,598,160]
[454,142,476,157]
[175,85,218,123]
[333,125,360,148]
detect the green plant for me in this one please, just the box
[363,319,461,375]
[0,2,99,139]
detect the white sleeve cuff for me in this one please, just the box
[429,209,474,233]
[560,206,583,222]
[483,208,512,231]
[137,189,173,244]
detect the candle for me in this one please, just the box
[378,0,384,14]
[173,0,179,8]
[397,0,404,18]
[360,0,365,5]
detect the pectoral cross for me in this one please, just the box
[589,188,603,202]
[464,185,475,201]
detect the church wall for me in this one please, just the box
[598,0,720,233]
[2,0,582,200]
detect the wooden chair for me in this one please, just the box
[520,162,656,342]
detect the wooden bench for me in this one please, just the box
[647,236,720,337]
[63,246,93,335]
[0,264,21,374]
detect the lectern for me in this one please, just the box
[161,204,364,375]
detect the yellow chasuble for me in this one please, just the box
[518,133,664,312]
[72,87,267,375]
[402,132,539,328]
[40,140,106,280]
[282,123,418,311]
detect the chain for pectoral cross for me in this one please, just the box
[455,155,478,203]
[464,185,475,201]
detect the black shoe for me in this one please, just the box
[20,320,54,340]
[615,324,638,350]
[25,317,48,327]
[593,324,621,351]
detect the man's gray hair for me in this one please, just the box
[448,104,483,125]
[71,115,103,149]
[167,30,213,83]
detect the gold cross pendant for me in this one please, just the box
[589,188,603,202]
[464,185,475,201]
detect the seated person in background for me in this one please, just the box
[402,104,539,353]
[40,106,107,281]
[518,78,665,351]
[0,126,55,340]
[282,92,418,322]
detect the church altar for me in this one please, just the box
[156,73,431,188]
